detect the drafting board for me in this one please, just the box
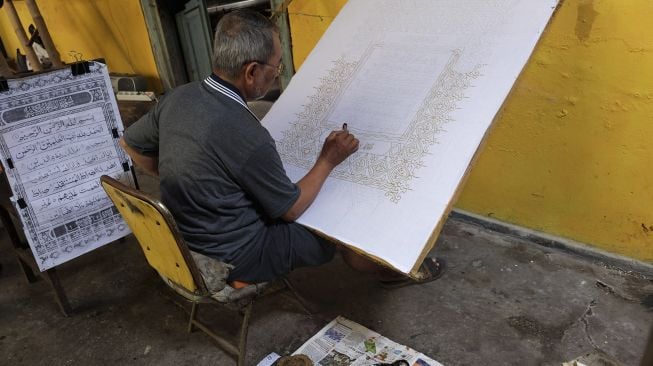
[0,62,134,271]
[263,0,558,276]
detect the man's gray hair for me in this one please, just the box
[212,10,278,79]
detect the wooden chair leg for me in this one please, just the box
[0,208,35,283]
[237,301,253,366]
[44,268,72,316]
[13,247,73,316]
[15,253,39,283]
[1,205,72,316]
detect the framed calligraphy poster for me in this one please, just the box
[0,62,134,271]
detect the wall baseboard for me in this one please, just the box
[449,209,653,278]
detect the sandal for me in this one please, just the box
[380,257,446,289]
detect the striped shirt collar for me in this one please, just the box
[204,74,252,113]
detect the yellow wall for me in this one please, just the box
[0,0,161,92]
[288,1,344,70]
[288,0,653,263]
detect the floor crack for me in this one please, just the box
[580,299,599,350]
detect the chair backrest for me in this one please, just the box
[100,175,205,294]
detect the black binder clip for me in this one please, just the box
[70,61,90,76]
[0,78,8,93]
[5,158,14,169]
[17,198,27,209]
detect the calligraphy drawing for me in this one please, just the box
[264,0,559,275]
[269,0,559,275]
[278,49,481,202]
[0,62,133,271]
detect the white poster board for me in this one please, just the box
[0,62,133,271]
[263,0,558,275]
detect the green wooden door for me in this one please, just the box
[176,0,213,82]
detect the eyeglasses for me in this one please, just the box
[246,60,284,76]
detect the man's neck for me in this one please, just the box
[213,70,248,100]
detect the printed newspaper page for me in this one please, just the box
[293,316,443,366]
[0,62,134,271]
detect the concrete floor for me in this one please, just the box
[1,169,652,366]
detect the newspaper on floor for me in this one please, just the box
[293,316,443,366]
[256,352,281,366]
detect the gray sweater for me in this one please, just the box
[123,78,299,264]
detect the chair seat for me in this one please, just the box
[159,272,269,305]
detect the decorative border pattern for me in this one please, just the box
[278,50,481,202]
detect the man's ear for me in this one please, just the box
[243,62,258,87]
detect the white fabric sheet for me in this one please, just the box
[263,0,558,274]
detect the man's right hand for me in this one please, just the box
[318,129,359,169]
[281,128,359,222]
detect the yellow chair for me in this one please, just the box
[100,175,308,365]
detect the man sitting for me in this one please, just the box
[120,10,444,287]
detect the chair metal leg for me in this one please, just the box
[191,315,240,358]
[237,301,253,366]
[188,302,198,332]
[166,287,257,365]
[282,278,313,315]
